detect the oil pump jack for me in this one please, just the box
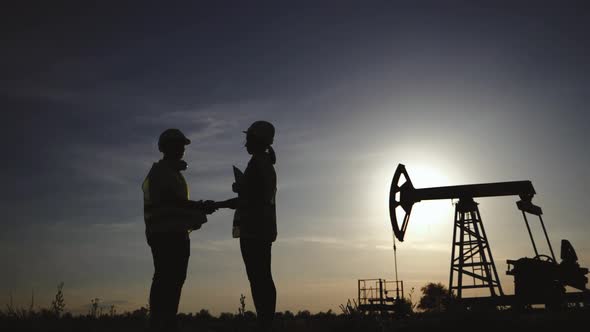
[389,164,589,309]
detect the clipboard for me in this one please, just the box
[233,166,244,185]
[232,166,244,238]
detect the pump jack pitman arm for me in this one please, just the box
[389,164,538,241]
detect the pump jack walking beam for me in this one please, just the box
[389,164,537,242]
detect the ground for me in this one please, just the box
[1,307,589,332]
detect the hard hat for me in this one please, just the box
[158,128,191,151]
[243,121,275,145]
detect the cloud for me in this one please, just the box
[89,221,138,233]
[279,236,371,250]
[67,99,281,185]
[379,241,448,253]
[283,236,342,244]
[136,100,277,138]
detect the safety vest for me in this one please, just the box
[142,160,206,235]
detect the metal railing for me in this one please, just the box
[358,279,404,309]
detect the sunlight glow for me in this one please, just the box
[408,164,452,188]
[401,165,455,241]
[365,161,456,244]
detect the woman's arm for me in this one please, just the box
[215,197,239,209]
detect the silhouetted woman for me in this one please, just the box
[216,121,277,332]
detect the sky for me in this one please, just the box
[1,1,589,315]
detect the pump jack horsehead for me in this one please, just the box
[389,163,589,309]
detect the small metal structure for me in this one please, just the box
[358,278,404,313]
[388,163,589,308]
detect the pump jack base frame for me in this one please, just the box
[456,291,590,310]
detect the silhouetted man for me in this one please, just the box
[142,128,216,332]
[216,121,278,332]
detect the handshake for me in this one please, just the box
[186,200,219,232]
[189,180,241,218]
[186,186,239,231]
[200,200,218,215]
[186,200,219,215]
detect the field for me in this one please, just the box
[2,307,589,332]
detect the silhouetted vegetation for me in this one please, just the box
[50,282,66,317]
[417,282,454,312]
[1,282,588,331]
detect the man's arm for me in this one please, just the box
[215,197,239,209]
[147,170,210,232]
[185,200,218,214]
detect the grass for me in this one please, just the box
[3,283,588,331]
[2,305,589,332]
